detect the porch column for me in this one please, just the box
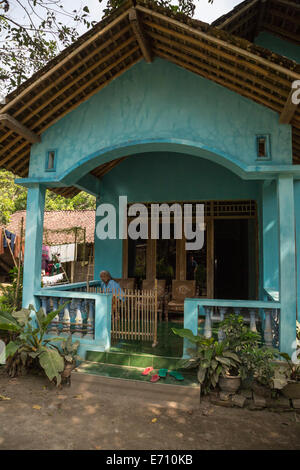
[262,181,279,291]
[277,175,297,355]
[22,184,46,309]
[94,194,123,279]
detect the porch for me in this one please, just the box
[21,151,298,359]
[36,279,281,359]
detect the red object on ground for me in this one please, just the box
[150,374,160,383]
[142,367,153,376]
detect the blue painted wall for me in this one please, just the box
[255,32,300,63]
[29,58,293,183]
[295,181,300,317]
[94,152,262,286]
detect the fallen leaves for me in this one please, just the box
[0,395,11,401]
[32,404,42,410]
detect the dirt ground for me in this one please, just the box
[0,367,300,450]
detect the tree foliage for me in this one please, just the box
[0,0,214,95]
[0,0,96,94]
[0,169,95,225]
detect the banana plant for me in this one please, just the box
[0,302,69,385]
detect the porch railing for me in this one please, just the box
[183,297,281,357]
[35,279,158,353]
[35,281,112,355]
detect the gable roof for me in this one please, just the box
[1,210,95,244]
[212,0,300,45]
[0,0,299,197]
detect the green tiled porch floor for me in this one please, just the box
[81,321,201,386]
[111,321,185,357]
[75,362,199,388]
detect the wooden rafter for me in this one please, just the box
[215,0,259,30]
[0,114,40,143]
[254,0,268,37]
[91,157,127,178]
[129,8,152,63]
[280,87,299,124]
[0,0,299,182]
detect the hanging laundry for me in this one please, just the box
[3,230,16,252]
[42,273,64,286]
[42,245,50,271]
[49,244,75,263]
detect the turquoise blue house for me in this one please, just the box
[0,0,299,358]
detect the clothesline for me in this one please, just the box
[0,228,24,259]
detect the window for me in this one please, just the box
[46,150,56,171]
[256,135,271,160]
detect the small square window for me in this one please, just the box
[46,150,56,171]
[256,135,271,161]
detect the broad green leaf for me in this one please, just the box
[0,322,21,332]
[0,311,18,324]
[197,367,206,384]
[41,301,69,330]
[172,327,200,343]
[12,308,31,326]
[279,352,291,362]
[5,341,20,358]
[38,348,64,386]
[222,351,241,362]
[204,349,213,361]
[44,337,65,343]
[28,351,39,359]
[216,356,232,366]
[35,308,47,330]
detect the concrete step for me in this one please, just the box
[72,361,200,409]
[85,350,186,370]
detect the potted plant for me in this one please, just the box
[0,303,69,386]
[219,314,277,390]
[172,328,241,395]
[277,352,300,399]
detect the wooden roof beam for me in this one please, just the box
[215,0,259,30]
[0,114,40,144]
[280,88,299,124]
[129,8,152,63]
[254,0,268,38]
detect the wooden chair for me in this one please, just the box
[142,279,167,322]
[115,278,135,290]
[165,280,196,322]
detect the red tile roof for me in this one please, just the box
[2,210,95,245]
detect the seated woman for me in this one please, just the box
[99,270,123,295]
[100,271,124,318]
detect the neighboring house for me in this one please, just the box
[0,0,299,356]
[0,210,95,282]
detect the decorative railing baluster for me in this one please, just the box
[48,297,59,335]
[249,309,257,332]
[40,297,48,316]
[74,299,83,337]
[62,299,71,335]
[218,307,227,342]
[264,309,273,347]
[204,307,212,338]
[85,300,95,339]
